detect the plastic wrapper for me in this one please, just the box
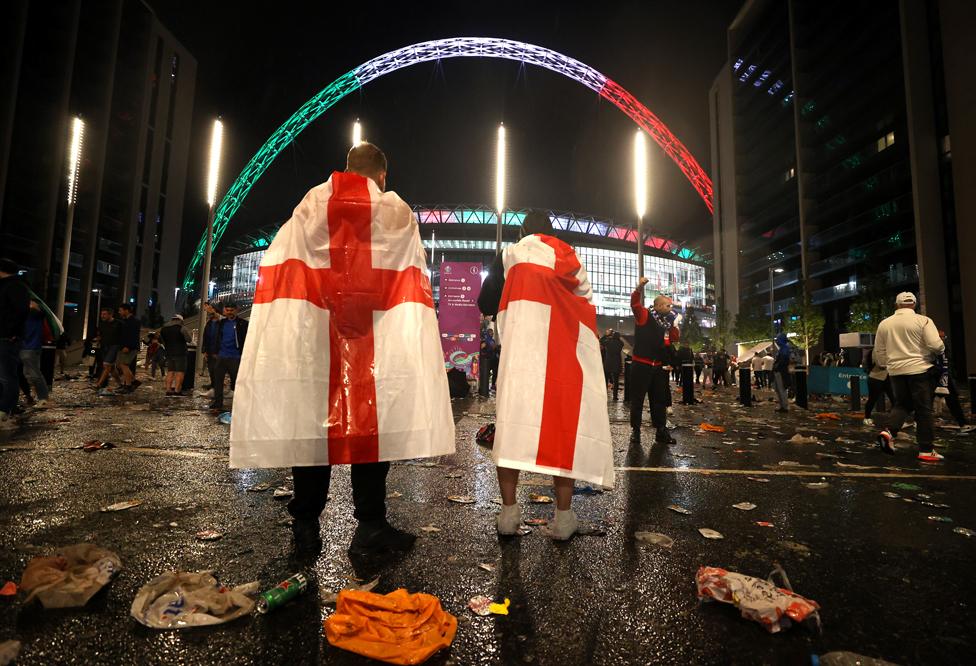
[130,571,259,629]
[325,588,457,665]
[0,640,20,666]
[20,544,121,608]
[696,566,820,633]
[698,423,726,433]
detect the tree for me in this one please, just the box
[681,311,705,352]
[713,307,735,351]
[733,299,769,343]
[782,284,825,366]
[846,274,892,334]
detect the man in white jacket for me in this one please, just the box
[873,292,945,462]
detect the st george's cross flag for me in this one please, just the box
[229,171,455,468]
[493,234,614,488]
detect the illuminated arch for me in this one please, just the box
[182,37,714,291]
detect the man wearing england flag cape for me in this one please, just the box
[479,211,614,540]
[230,143,454,554]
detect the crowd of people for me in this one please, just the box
[1,142,970,555]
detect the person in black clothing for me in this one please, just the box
[94,307,122,389]
[479,325,497,396]
[629,276,679,446]
[604,331,624,400]
[115,303,142,393]
[0,258,31,425]
[160,315,192,395]
[713,349,730,387]
[202,303,222,391]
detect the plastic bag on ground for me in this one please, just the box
[20,544,121,608]
[130,571,259,629]
[696,566,820,633]
[324,588,457,665]
[0,640,20,666]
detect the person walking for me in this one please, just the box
[478,210,613,540]
[713,349,729,388]
[20,301,52,407]
[874,292,946,462]
[934,330,974,433]
[479,326,497,397]
[115,303,141,393]
[93,307,121,390]
[772,333,791,412]
[751,352,765,389]
[762,352,775,391]
[604,330,624,401]
[862,346,894,427]
[160,315,192,396]
[230,142,454,554]
[628,277,679,447]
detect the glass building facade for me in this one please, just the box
[712,0,969,370]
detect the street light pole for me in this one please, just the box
[769,266,784,335]
[56,116,85,322]
[495,123,506,255]
[83,287,102,341]
[196,119,223,376]
[634,130,648,279]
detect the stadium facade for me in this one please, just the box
[210,205,711,334]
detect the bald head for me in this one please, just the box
[652,294,673,314]
[346,142,388,190]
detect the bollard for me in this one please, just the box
[970,376,976,414]
[739,367,752,407]
[184,347,197,391]
[681,363,695,405]
[850,375,861,412]
[794,366,808,409]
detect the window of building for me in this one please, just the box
[876,131,895,152]
[96,260,120,277]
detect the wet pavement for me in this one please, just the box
[2,370,975,665]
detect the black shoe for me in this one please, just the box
[349,520,416,554]
[655,428,676,445]
[291,518,323,554]
[131,380,141,390]
[629,429,641,445]
[209,402,223,410]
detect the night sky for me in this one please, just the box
[150,1,741,270]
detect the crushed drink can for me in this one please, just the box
[256,573,308,614]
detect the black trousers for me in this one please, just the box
[864,377,894,418]
[630,363,670,430]
[212,356,240,407]
[942,376,967,427]
[288,462,390,523]
[607,369,621,400]
[887,373,936,451]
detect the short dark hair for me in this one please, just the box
[100,306,113,313]
[346,142,387,179]
[0,258,18,274]
[521,210,553,236]
[119,303,134,313]
[222,302,238,309]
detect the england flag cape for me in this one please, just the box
[493,234,614,488]
[229,171,455,468]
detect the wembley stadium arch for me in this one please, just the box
[181,37,714,296]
